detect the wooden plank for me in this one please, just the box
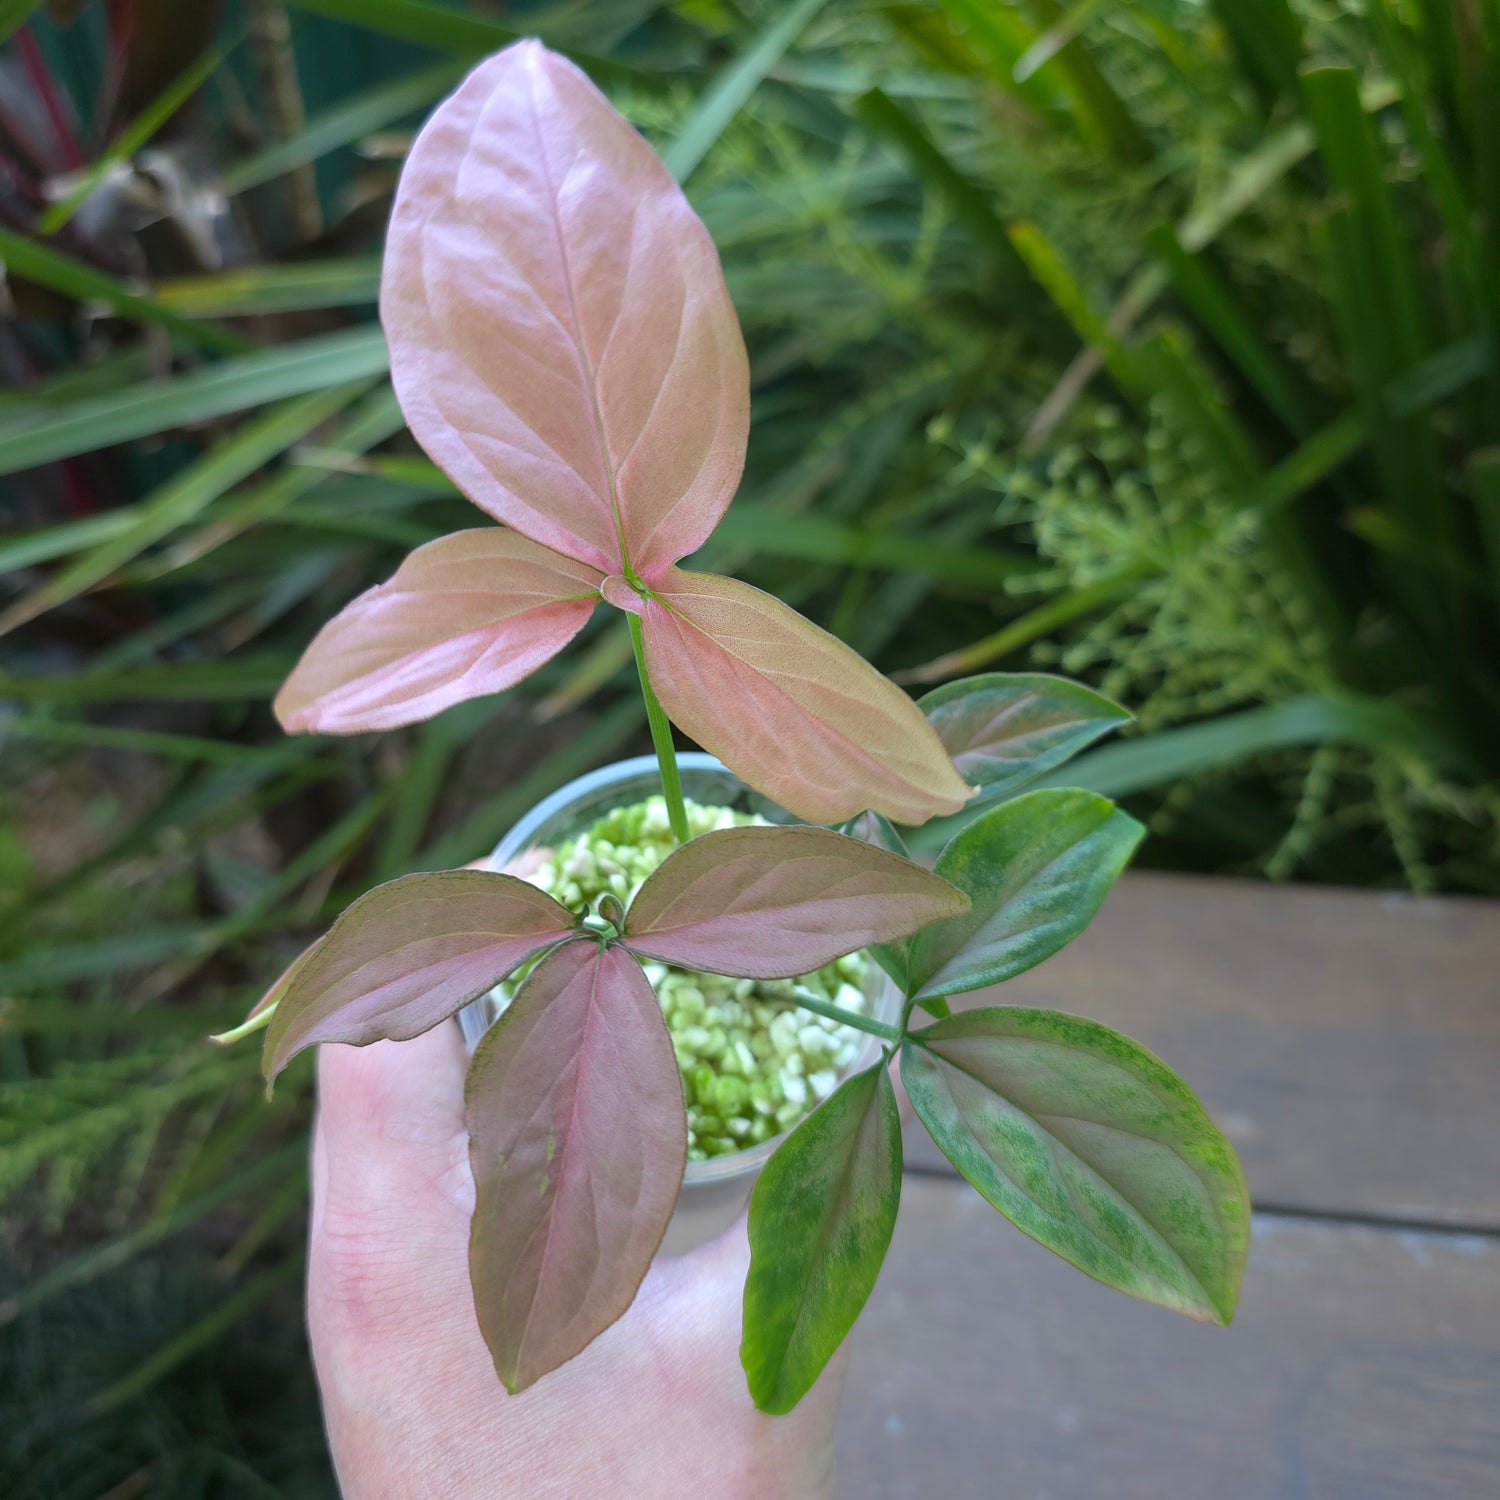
[904,872,1500,1227]
[838,1177,1500,1499]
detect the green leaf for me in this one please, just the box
[917,672,1131,801]
[0,326,389,477]
[0,227,250,354]
[906,789,1144,1001]
[742,1062,902,1414]
[902,1007,1249,1323]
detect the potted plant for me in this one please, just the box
[216,41,1249,1416]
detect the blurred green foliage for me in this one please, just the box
[2,0,1497,1489]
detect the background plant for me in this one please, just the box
[1,0,1495,1490]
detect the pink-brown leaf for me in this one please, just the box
[626,569,975,824]
[465,940,687,1391]
[622,825,969,978]
[262,871,577,1080]
[274,528,600,734]
[382,40,749,576]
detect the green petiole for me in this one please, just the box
[627,611,690,843]
[785,985,903,1044]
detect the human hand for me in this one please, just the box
[307,1024,848,1499]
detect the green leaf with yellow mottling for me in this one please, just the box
[907,788,1143,1001]
[741,1062,903,1414]
[903,1008,1249,1323]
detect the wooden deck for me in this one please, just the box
[835,872,1500,1498]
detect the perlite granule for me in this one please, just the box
[493,795,873,1160]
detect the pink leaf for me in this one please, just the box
[621,569,976,824]
[623,825,969,978]
[274,528,599,735]
[382,40,749,577]
[465,940,686,1392]
[262,871,577,1081]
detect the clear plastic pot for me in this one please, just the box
[457,753,899,1254]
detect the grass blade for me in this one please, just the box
[223,61,462,194]
[281,0,641,86]
[0,324,389,476]
[1,716,306,766]
[153,257,384,316]
[711,504,1029,588]
[1209,0,1304,109]
[0,381,372,635]
[1031,693,1470,798]
[0,1145,304,1327]
[0,228,250,354]
[39,42,226,236]
[896,569,1148,685]
[663,0,831,183]
[851,88,1030,288]
[1145,223,1311,435]
[0,511,137,574]
[0,658,294,702]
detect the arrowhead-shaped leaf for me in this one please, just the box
[262,871,577,1080]
[465,940,687,1392]
[742,1062,903,1414]
[918,672,1131,801]
[902,1008,1249,1323]
[275,529,601,734]
[907,789,1144,1000]
[382,40,749,577]
[623,568,975,825]
[622,825,968,978]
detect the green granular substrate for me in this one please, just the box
[494,795,872,1160]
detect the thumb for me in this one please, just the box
[309,1023,479,1352]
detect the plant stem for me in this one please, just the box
[786,986,904,1043]
[627,612,690,843]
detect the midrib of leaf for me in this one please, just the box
[525,83,629,575]
[508,946,614,1378]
